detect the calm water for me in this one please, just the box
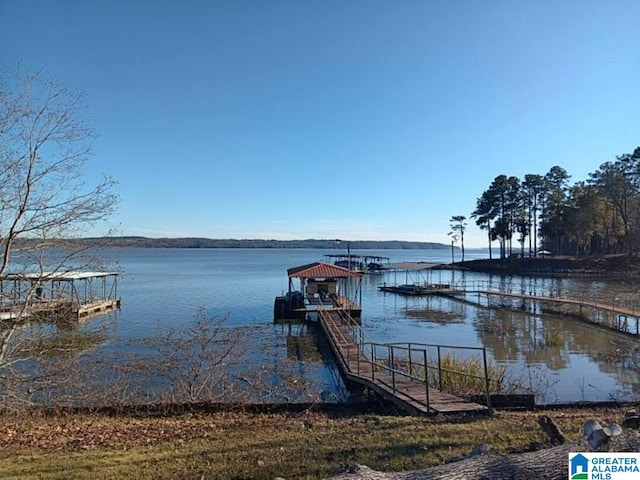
[87,247,640,404]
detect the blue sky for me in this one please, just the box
[2,1,639,247]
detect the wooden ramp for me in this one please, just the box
[318,308,489,415]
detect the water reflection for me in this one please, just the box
[281,322,324,363]
[276,321,349,401]
[379,271,640,403]
[87,248,640,405]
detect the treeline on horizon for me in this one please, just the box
[471,146,640,258]
[62,237,451,250]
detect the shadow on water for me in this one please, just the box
[273,320,350,402]
[378,273,640,404]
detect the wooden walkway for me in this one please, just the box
[380,283,640,336]
[442,288,640,336]
[318,308,489,415]
[472,289,639,317]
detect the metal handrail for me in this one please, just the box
[443,281,640,335]
[455,280,639,316]
[385,342,486,352]
[317,305,492,413]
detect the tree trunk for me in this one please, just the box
[328,430,640,480]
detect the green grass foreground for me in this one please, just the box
[0,406,628,479]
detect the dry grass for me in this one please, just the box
[0,405,631,479]
[426,353,508,395]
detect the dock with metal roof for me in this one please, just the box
[0,271,120,321]
[274,262,363,321]
[274,261,492,414]
[377,262,465,296]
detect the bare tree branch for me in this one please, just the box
[0,66,118,411]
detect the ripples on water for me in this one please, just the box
[84,248,640,404]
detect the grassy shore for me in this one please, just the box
[0,405,630,479]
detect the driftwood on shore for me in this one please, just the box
[328,417,640,480]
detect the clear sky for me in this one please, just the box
[1,1,639,247]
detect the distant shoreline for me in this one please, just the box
[59,237,454,250]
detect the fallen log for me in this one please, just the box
[328,422,640,480]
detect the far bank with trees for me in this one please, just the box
[464,147,640,259]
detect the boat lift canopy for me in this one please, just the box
[287,262,362,279]
[286,262,362,307]
[0,271,120,319]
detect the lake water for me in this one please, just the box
[87,247,640,405]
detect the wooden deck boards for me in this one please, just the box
[1,298,120,322]
[319,310,488,415]
[77,299,121,318]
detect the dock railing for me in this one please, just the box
[457,280,640,315]
[450,280,640,335]
[318,303,492,413]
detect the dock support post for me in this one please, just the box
[482,347,493,415]
[371,344,376,381]
[423,348,430,412]
[390,345,396,392]
[437,346,443,391]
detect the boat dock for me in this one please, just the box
[379,279,640,336]
[323,254,391,272]
[318,305,490,415]
[274,262,363,321]
[378,261,459,295]
[0,271,120,321]
[275,261,492,414]
[460,286,640,336]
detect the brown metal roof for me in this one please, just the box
[287,262,362,279]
